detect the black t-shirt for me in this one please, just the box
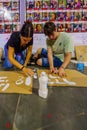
[6,31,33,54]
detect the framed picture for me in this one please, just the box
[26,0,34,10]
[34,23,43,33]
[50,0,58,9]
[49,12,56,21]
[66,0,74,9]
[12,1,19,10]
[42,12,49,21]
[34,0,43,9]
[58,0,66,9]
[43,0,50,10]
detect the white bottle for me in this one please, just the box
[38,72,48,99]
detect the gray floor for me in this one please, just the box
[0,62,87,130]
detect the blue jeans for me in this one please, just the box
[41,48,63,67]
[3,44,25,69]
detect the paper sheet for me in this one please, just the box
[0,71,32,94]
[75,46,87,61]
[37,69,87,87]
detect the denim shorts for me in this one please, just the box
[3,44,25,69]
[41,48,63,67]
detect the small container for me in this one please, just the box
[38,72,48,99]
[76,55,84,73]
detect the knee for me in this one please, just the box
[3,59,13,69]
[37,48,42,54]
[36,58,42,66]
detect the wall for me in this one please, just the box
[0,0,87,58]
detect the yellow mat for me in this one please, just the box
[37,69,87,87]
[0,71,32,94]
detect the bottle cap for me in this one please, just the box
[40,72,46,76]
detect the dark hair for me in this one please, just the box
[36,24,41,29]
[20,21,33,37]
[44,22,56,36]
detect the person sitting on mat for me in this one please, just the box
[3,21,34,76]
[32,21,74,77]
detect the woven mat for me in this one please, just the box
[37,69,87,87]
[0,71,32,94]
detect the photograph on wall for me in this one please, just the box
[65,23,73,32]
[58,0,66,9]
[12,1,19,10]
[73,11,82,21]
[57,23,65,32]
[50,0,58,9]
[12,24,20,32]
[4,12,12,22]
[56,11,66,21]
[34,11,42,21]
[82,10,87,21]
[43,0,50,9]
[73,22,82,32]
[34,23,43,33]
[4,24,12,33]
[66,0,74,9]
[83,0,87,9]
[49,12,56,21]
[34,0,43,9]
[42,12,49,21]
[3,1,12,10]
[0,24,4,34]
[26,0,34,10]
[66,11,74,21]
[26,12,34,21]
[12,12,19,22]
[0,2,3,10]
[74,0,83,9]
[0,13,4,22]
[81,22,87,32]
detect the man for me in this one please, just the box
[32,22,74,77]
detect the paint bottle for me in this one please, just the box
[38,72,48,99]
[77,55,84,73]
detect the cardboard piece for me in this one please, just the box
[0,71,32,94]
[75,46,87,61]
[37,69,87,87]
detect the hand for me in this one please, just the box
[48,67,55,74]
[48,67,58,74]
[22,67,34,76]
[57,67,66,77]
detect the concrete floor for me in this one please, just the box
[0,62,87,130]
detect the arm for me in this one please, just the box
[60,52,72,69]
[48,47,55,72]
[24,45,33,66]
[57,52,72,77]
[57,33,74,77]
[8,46,23,69]
[8,46,34,76]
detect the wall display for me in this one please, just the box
[0,0,20,34]
[0,0,87,56]
[26,0,87,33]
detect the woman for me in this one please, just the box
[4,21,34,76]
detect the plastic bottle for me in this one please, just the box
[76,55,84,73]
[38,72,48,99]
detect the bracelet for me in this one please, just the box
[20,66,25,70]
